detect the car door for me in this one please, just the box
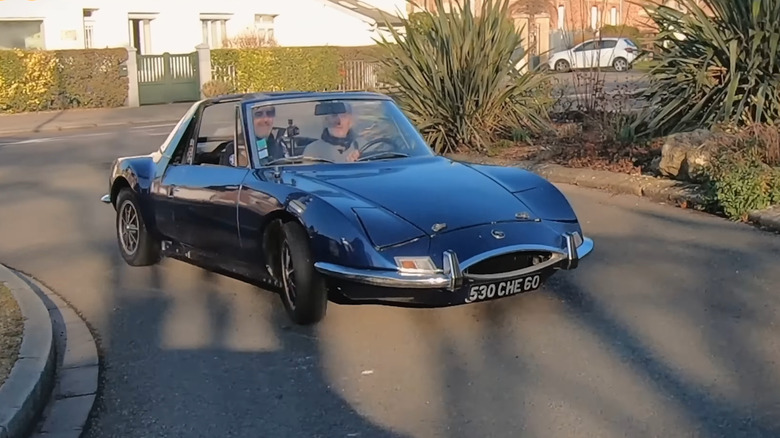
[159,101,248,257]
[598,39,618,68]
[151,104,200,244]
[574,41,599,69]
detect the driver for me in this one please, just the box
[302,102,360,163]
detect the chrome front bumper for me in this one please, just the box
[100,194,111,204]
[314,232,594,291]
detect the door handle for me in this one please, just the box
[167,185,178,198]
[224,185,238,190]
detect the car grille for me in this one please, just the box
[464,251,554,276]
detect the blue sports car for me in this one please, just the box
[101,91,594,325]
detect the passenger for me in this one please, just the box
[303,102,360,163]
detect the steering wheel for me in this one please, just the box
[359,136,403,154]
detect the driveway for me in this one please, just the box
[1,125,779,437]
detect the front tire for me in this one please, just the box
[115,188,161,266]
[278,221,328,325]
[555,59,571,72]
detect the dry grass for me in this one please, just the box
[456,120,660,176]
[0,283,24,387]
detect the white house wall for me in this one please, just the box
[0,0,387,53]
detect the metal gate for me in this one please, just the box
[137,52,200,105]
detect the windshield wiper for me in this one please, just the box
[266,155,335,165]
[357,152,409,162]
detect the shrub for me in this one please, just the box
[703,125,780,220]
[211,47,343,93]
[598,25,645,46]
[634,0,780,138]
[53,48,128,109]
[202,79,235,98]
[374,0,552,154]
[0,48,128,113]
[0,49,58,113]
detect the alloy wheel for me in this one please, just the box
[281,241,297,309]
[119,200,140,255]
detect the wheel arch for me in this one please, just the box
[259,196,380,281]
[110,176,132,207]
[261,209,302,281]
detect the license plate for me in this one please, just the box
[464,274,542,303]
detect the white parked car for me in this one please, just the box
[547,37,639,72]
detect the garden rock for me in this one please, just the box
[658,129,716,182]
[682,140,723,183]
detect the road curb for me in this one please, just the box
[446,154,780,234]
[0,265,55,438]
[5,269,101,438]
[0,119,181,137]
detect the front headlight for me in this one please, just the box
[394,256,437,274]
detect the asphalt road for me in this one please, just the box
[2,124,780,438]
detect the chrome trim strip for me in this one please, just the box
[463,252,567,281]
[313,262,451,289]
[457,244,566,271]
[100,194,111,204]
[314,235,594,291]
[566,232,578,257]
[442,250,462,291]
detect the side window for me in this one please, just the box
[575,41,597,51]
[168,116,198,165]
[599,40,617,49]
[189,102,237,166]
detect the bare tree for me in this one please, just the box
[222,28,277,48]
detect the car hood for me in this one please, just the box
[288,156,539,234]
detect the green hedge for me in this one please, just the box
[210,45,391,94]
[0,48,128,113]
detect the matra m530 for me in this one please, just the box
[101,91,594,325]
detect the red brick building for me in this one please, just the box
[407,0,711,33]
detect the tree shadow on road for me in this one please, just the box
[545,227,780,437]
[78,252,411,438]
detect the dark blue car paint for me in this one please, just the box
[106,92,591,307]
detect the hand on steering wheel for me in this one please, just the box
[345,149,360,162]
[359,136,402,154]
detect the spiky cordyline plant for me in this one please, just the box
[634,0,780,138]
[375,0,552,154]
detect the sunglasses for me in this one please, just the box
[253,109,275,117]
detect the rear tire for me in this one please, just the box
[278,221,328,325]
[613,57,628,72]
[115,188,161,266]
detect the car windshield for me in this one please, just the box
[246,98,435,166]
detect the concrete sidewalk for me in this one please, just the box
[0,103,194,136]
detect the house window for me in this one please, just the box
[0,19,45,49]
[557,5,565,29]
[610,7,618,25]
[202,19,228,48]
[590,6,598,29]
[254,14,276,43]
[83,8,96,49]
